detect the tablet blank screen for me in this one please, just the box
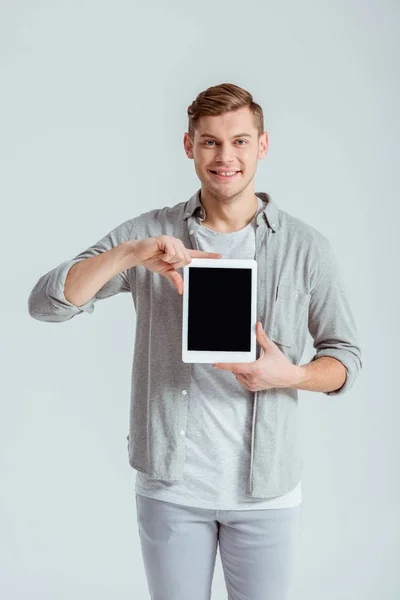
[188,267,252,352]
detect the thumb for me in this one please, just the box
[256,321,270,346]
[163,270,183,294]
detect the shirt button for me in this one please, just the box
[189,230,193,235]
[181,390,187,395]
[180,430,185,436]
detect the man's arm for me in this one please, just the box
[290,356,347,393]
[295,236,362,396]
[28,218,139,322]
[64,242,140,307]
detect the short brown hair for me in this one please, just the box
[187,82,264,140]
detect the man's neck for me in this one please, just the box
[199,189,259,233]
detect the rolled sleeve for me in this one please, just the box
[28,217,136,322]
[310,348,359,396]
[308,237,362,396]
[28,258,97,322]
[46,259,96,315]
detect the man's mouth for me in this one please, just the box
[208,170,241,180]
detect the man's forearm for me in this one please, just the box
[64,242,139,307]
[291,356,347,393]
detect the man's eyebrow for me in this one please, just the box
[199,133,252,139]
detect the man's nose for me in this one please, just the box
[215,143,237,163]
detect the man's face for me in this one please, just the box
[184,106,268,199]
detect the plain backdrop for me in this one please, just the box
[1,1,399,598]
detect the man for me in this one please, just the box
[28,82,362,600]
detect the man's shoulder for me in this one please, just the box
[124,201,186,238]
[133,200,185,222]
[278,207,331,252]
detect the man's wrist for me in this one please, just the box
[118,240,142,270]
[289,365,307,389]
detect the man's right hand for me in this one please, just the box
[126,236,222,295]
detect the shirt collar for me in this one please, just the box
[183,188,279,232]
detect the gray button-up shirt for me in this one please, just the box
[28,189,362,499]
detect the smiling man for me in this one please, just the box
[185,105,267,234]
[28,82,362,600]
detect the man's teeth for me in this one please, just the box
[213,171,238,176]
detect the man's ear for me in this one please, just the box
[183,132,194,159]
[258,131,268,159]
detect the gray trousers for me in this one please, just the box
[135,492,302,600]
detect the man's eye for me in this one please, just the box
[202,140,247,146]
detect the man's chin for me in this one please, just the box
[202,183,247,200]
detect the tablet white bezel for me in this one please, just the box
[182,258,257,363]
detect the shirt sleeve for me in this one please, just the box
[308,236,362,396]
[28,218,135,322]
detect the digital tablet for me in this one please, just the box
[182,258,257,363]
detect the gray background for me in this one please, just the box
[1,1,398,598]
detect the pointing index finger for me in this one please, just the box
[189,250,222,258]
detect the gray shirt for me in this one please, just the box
[28,189,362,500]
[135,195,302,510]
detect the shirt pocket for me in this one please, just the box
[270,284,310,347]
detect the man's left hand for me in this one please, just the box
[212,322,302,391]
